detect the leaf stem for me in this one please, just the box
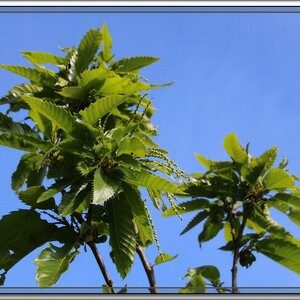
[136,244,159,294]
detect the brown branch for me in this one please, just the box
[136,244,159,294]
[227,201,250,294]
[73,212,115,293]
[87,241,115,293]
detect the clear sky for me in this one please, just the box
[1,7,300,291]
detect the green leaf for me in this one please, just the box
[162,199,210,217]
[254,147,278,177]
[18,186,55,209]
[57,86,86,101]
[106,194,136,279]
[57,138,94,159]
[0,65,57,86]
[196,265,221,284]
[242,149,279,186]
[268,194,300,226]
[180,211,209,235]
[180,267,206,293]
[27,167,46,188]
[22,51,65,66]
[102,22,113,63]
[93,169,119,204]
[10,83,43,96]
[224,133,248,163]
[264,168,294,190]
[111,56,159,73]
[270,193,300,210]
[35,241,79,287]
[117,136,146,157]
[0,210,57,282]
[22,95,76,133]
[223,221,232,242]
[122,183,153,247]
[29,110,52,139]
[79,67,108,89]
[0,112,51,152]
[38,178,75,203]
[0,134,37,153]
[195,153,212,170]
[154,253,178,265]
[248,206,300,247]
[75,28,102,74]
[58,182,92,217]
[97,76,129,95]
[79,95,127,124]
[198,217,224,245]
[22,95,93,140]
[120,168,186,195]
[256,237,300,274]
[12,153,43,191]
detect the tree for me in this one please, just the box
[1,22,300,294]
[0,23,185,292]
[163,133,300,293]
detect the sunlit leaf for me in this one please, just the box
[162,199,210,217]
[264,168,294,190]
[256,237,300,274]
[0,65,57,86]
[75,28,102,74]
[120,168,185,195]
[224,132,248,163]
[154,253,178,265]
[102,22,113,63]
[57,86,86,101]
[22,51,65,66]
[22,95,93,141]
[180,267,206,293]
[111,56,159,73]
[79,95,127,124]
[117,136,146,157]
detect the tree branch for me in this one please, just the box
[136,244,159,294]
[87,241,115,293]
[73,212,115,293]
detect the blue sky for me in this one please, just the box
[1,9,300,291]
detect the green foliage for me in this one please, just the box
[154,253,178,265]
[0,22,186,287]
[35,240,80,287]
[180,265,222,293]
[165,132,300,290]
[0,210,58,280]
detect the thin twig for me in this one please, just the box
[73,212,115,293]
[87,241,115,293]
[227,201,250,294]
[136,245,159,294]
